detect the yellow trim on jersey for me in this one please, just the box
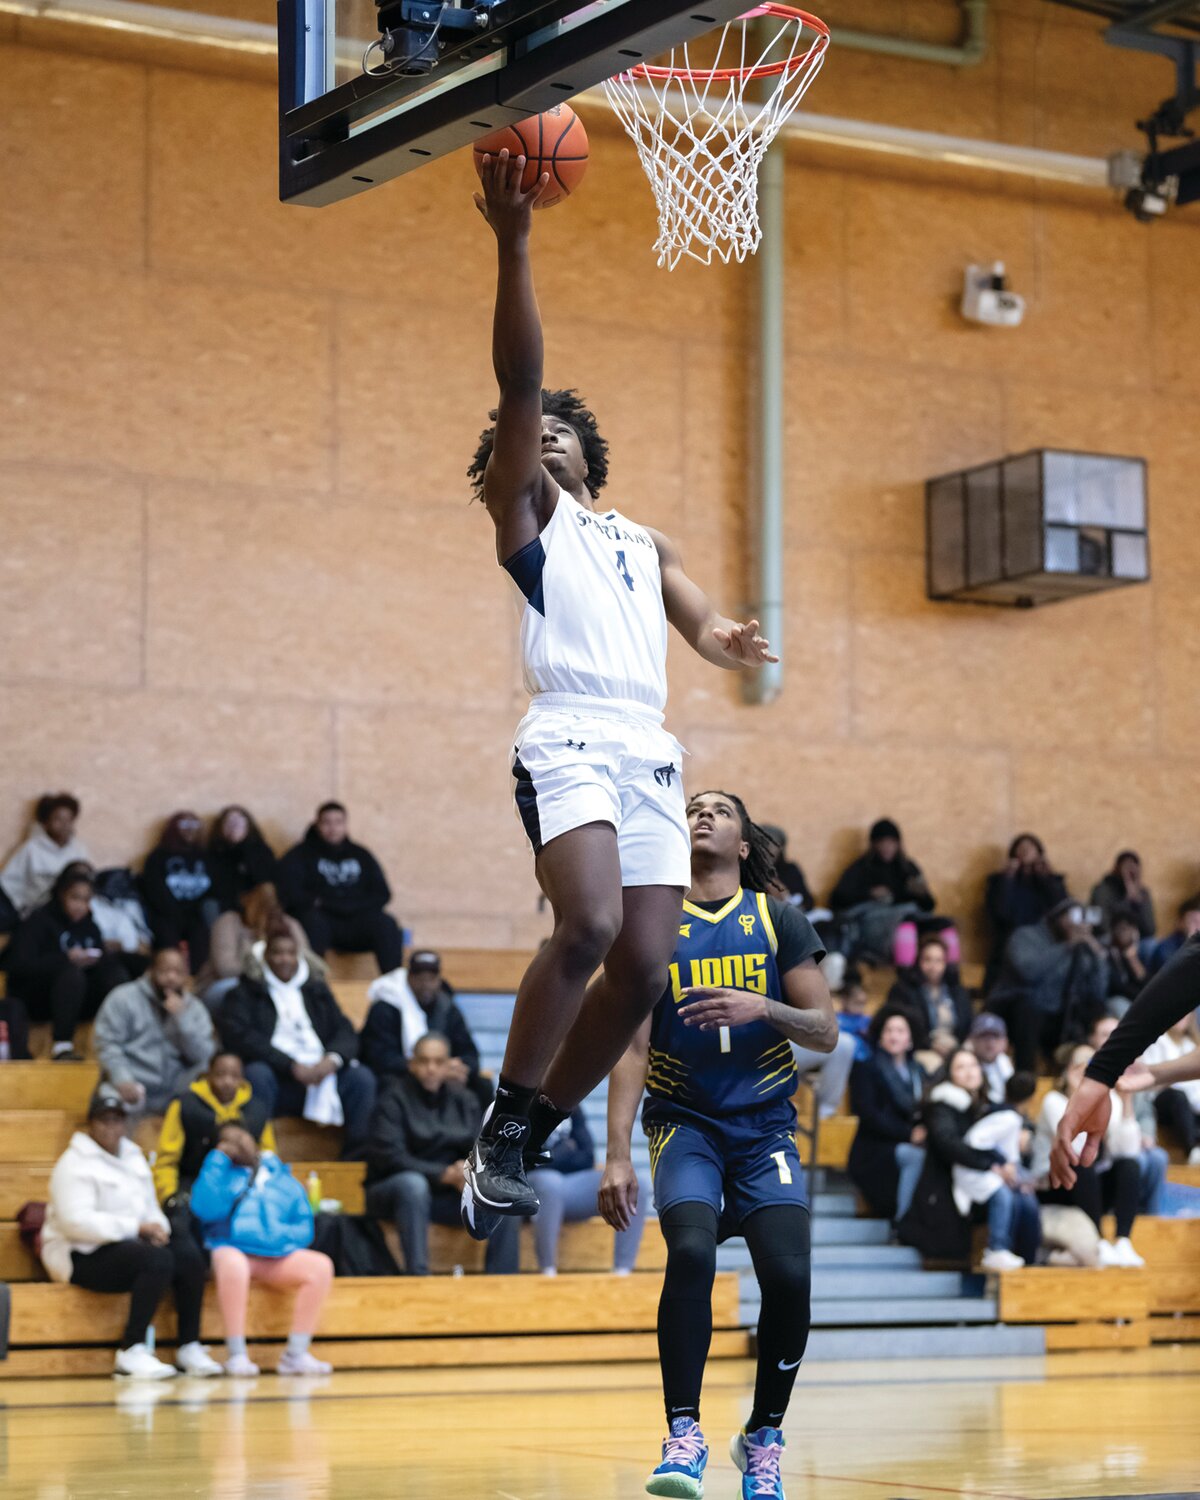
[756,1039,793,1066]
[755,1060,798,1093]
[648,1125,678,1176]
[756,891,779,955]
[682,889,744,926]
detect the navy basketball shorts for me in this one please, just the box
[645,1102,809,1225]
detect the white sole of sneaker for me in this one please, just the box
[644,1477,704,1498]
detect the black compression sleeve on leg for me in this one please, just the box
[742,1205,812,1432]
[657,1202,719,1426]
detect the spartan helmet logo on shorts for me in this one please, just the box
[653,763,677,788]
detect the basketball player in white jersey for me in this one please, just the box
[461,150,777,1232]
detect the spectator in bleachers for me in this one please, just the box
[834,965,872,1062]
[0,792,90,929]
[885,934,973,1063]
[155,1051,277,1206]
[62,862,151,975]
[278,801,404,975]
[221,927,375,1160]
[0,989,31,1060]
[93,946,217,1117]
[1032,1044,1145,1267]
[194,885,320,1014]
[898,1048,1040,1272]
[41,1084,221,1380]
[984,834,1068,989]
[985,897,1109,1073]
[1148,896,1200,976]
[1091,850,1155,940]
[191,1122,335,1376]
[760,825,815,911]
[1106,907,1150,1013]
[528,1107,647,1275]
[364,1032,518,1275]
[142,812,220,974]
[1088,1014,1169,1214]
[7,868,133,1060]
[966,1012,1014,1105]
[360,950,493,1109]
[829,819,944,966]
[207,806,279,914]
[1141,1015,1200,1166]
[848,1009,928,1223]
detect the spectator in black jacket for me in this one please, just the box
[527,1107,648,1275]
[154,1052,277,1208]
[1106,908,1151,1013]
[983,833,1068,989]
[360,950,493,1109]
[986,898,1109,1072]
[278,802,404,974]
[207,806,278,914]
[760,825,815,911]
[885,935,973,1061]
[1091,851,1155,940]
[829,819,938,965]
[7,869,132,1059]
[363,1033,518,1275]
[220,928,376,1159]
[847,1009,928,1222]
[142,812,220,973]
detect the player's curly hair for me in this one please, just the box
[467,388,610,502]
[688,789,779,894]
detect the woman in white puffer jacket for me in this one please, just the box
[42,1084,221,1379]
[1033,1044,1145,1267]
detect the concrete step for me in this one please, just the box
[808,1269,966,1300]
[806,1297,999,1327]
[813,1193,857,1218]
[718,1242,920,1272]
[804,1324,1045,1361]
[811,1217,890,1247]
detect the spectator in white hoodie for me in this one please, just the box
[0,793,90,926]
[41,1084,222,1380]
[1141,1015,1200,1166]
[1033,1044,1145,1267]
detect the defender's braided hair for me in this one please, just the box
[688,789,779,894]
[467,388,610,502]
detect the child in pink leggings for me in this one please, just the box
[191,1122,335,1377]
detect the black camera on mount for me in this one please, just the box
[373,0,493,75]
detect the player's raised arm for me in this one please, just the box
[474,150,557,559]
[649,528,779,671]
[598,1018,651,1232]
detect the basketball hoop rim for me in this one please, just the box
[619,4,829,85]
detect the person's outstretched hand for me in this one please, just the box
[711,618,779,667]
[473,148,551,240]
[598,1159,639,1233]
[1049,1076,1111,1188]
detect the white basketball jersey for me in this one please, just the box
[503,488,669,712]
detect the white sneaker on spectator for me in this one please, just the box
[1188,1147,1200,1167]
[1096,1239,1120,1268]
[276,1349,333,1377]
[1112,1236,1145,1268]
[176,1342,223,1377]
[980,1248,1024,1272]
[1045,1249,1080,1267]
[224,1353,260,1378]
[115,1343,178,1380]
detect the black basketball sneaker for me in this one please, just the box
[461,1110,541,1240]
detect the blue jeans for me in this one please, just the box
[987,1184,1040,1260]
[1139,1146,1168,1216]
[244,1060,377,1160]
[894,1143,926,1223]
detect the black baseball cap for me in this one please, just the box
[88,1083,130,1119]
[408,951,441,974]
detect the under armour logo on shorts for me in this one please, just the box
[654,763,677,788]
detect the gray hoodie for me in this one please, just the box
[93,976,216,1113]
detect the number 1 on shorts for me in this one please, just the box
[770,1150,793,1185]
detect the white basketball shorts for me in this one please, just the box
[510,693,691,889]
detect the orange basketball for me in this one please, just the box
[473,104,589,208]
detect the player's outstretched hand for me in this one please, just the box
[1048,1076,1111,1189]
[473,148,551,240]
[679,987,767,1031]
[598,1159,640,1232]
[712,619,779,668]
[1116,1061,1157,1094]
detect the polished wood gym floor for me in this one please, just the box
[3,1347,1199,1498]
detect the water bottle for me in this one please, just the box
[0,1022,10,1062]
[452,1264,465,1279]
[146,1325,156,1353]
[306,1170,322,1212]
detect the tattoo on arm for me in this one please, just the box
[764,997,839,1051]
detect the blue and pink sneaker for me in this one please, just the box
[645,1416,708,1498]
[730,1425,786,1499]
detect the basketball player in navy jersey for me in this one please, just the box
[601,790,836,1500]
[461,152,778,1231]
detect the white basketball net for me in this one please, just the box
[603,5,829,270]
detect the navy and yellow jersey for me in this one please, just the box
[643,888,826,1124]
